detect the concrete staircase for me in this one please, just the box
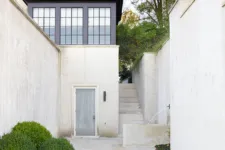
[119,84,144,134]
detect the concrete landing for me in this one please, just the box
[69,137,154,150]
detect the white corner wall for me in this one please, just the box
[170,0,225,150]
[132,53,157,123]
[60,45,119,137]
[0,0,60,136]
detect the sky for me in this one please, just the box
[123,0,136,12]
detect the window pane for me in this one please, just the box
[72,27,78,35]
[89,18,94,26]
[66,27,71,35]
[61,8,66,17]
[60,36,65,44]
[39,8,44,17]
[100,26,105,35]
[78,18,82,26]
[106,26,110,34]
[50,8,55,17]
[88,27,93,35]
[38,18,43,26]
[72,36,77,44]
[89,8,94,17]
[100,8,105,17]
[66,8,71,17]
[44,28,50,34]
[66,36,71,44]
[94,8,99,17]
[44,18,49,26]
[33,8,38,17]
[106,36,110,44]
[94,27,99,35]
[66,18,71,26]
[106,18,110,26]
[100,36,105,44]
[78,26,82,35]
[72,18,77,26]
[61,18,65,26]
[106,8,110,17]
[94,18,99,26]
[88,36,94,44]
[78,36,83,44]
[50,36,55,42]
[50,27,55,35]
[94,36,99,44]
[72,8,77,17]
[50,18,55,26]
[78,8,83,17]
[61,27,65,35]
[45,8,50,17]
[100,18,105,26]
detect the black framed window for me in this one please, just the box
[88,8,111,45]
[60,8,83,45]
[33,8,55,42]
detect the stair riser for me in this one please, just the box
[120,98,138,103]
[119,84,136,89]
[119,90,137,98]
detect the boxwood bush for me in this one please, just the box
[0,132,36,150]
[39,138,74,150]
[11,121,52,149]
[155,144,170,150]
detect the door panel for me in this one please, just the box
[76,89,95,136]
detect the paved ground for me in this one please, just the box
[69,137,155,150]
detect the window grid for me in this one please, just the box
[33,8,55,42]
[88,8,111,45]
[60,8,83,45]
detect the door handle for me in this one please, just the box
[93,115,95,120]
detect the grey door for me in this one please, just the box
[76,89,95,136]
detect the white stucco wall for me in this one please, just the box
[0,0,60,136]
[156,41,170,125]
[132,53,157,123]
[170,0,225,149]
[60,45,119,137]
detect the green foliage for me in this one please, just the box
[39,138,74,150]
[155,144,170,150]
[12,122,52,149]
[0,132,36,150]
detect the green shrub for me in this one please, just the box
[39,138,74,150]
[155,144,170,150]
[0,132,36,150]
[12,121,52,149]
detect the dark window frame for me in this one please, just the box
[28,2,116,45]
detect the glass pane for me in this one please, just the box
[50,18,55,26]
[100,8,105,17]
[89,18,94,26]
[100,26,105,35]
[78,18,82,26]
[66,8,71,17]
[61,27,65,35]
[72,18,77,26]
[94,26,99,35]
[106,18,110,26]
[78,36,83,44]
[100,36,105,44]
[66,36,71,44]
[88,36,94,44]
[50,8,55,17]
[38,18,43,26]
[100,18,105,26]
[50,27,55,35]
[94,8,99,17]
[33,18,38,24]
[78,26,82,35]
[66,27,71,35]
[94,35,99,44]
[45,8,50,17]
[88,27,94,35]
[60,36,65,45]
[72,27,78,35]
[106,8,110,17]
[61,8,66,17]
[94,18,99,26]
[66,18,71,26]
[106,26,110,34]
[89,8,93,17]
[78,8,83,17]
[39,8,44,17]
[44,28,49,34]
[33,8,38,17]
[72,36,77,44]
[61,18,65,26]
[44,18,49,26]
[50,36,55,42]
[72,8,77,17]
[106,36,110,44]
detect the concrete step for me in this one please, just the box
[119,89,137,98]
[120,102,140,108]
[119,109,142,114]
[119,84,136,89]
[120,98,138,103]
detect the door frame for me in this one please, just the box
[72,85,99,137]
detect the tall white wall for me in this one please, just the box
[170,0,225,149]
[132,53,157,123]
[156,41,170,125]
[0,0,60,136]
[60,45,119,137]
